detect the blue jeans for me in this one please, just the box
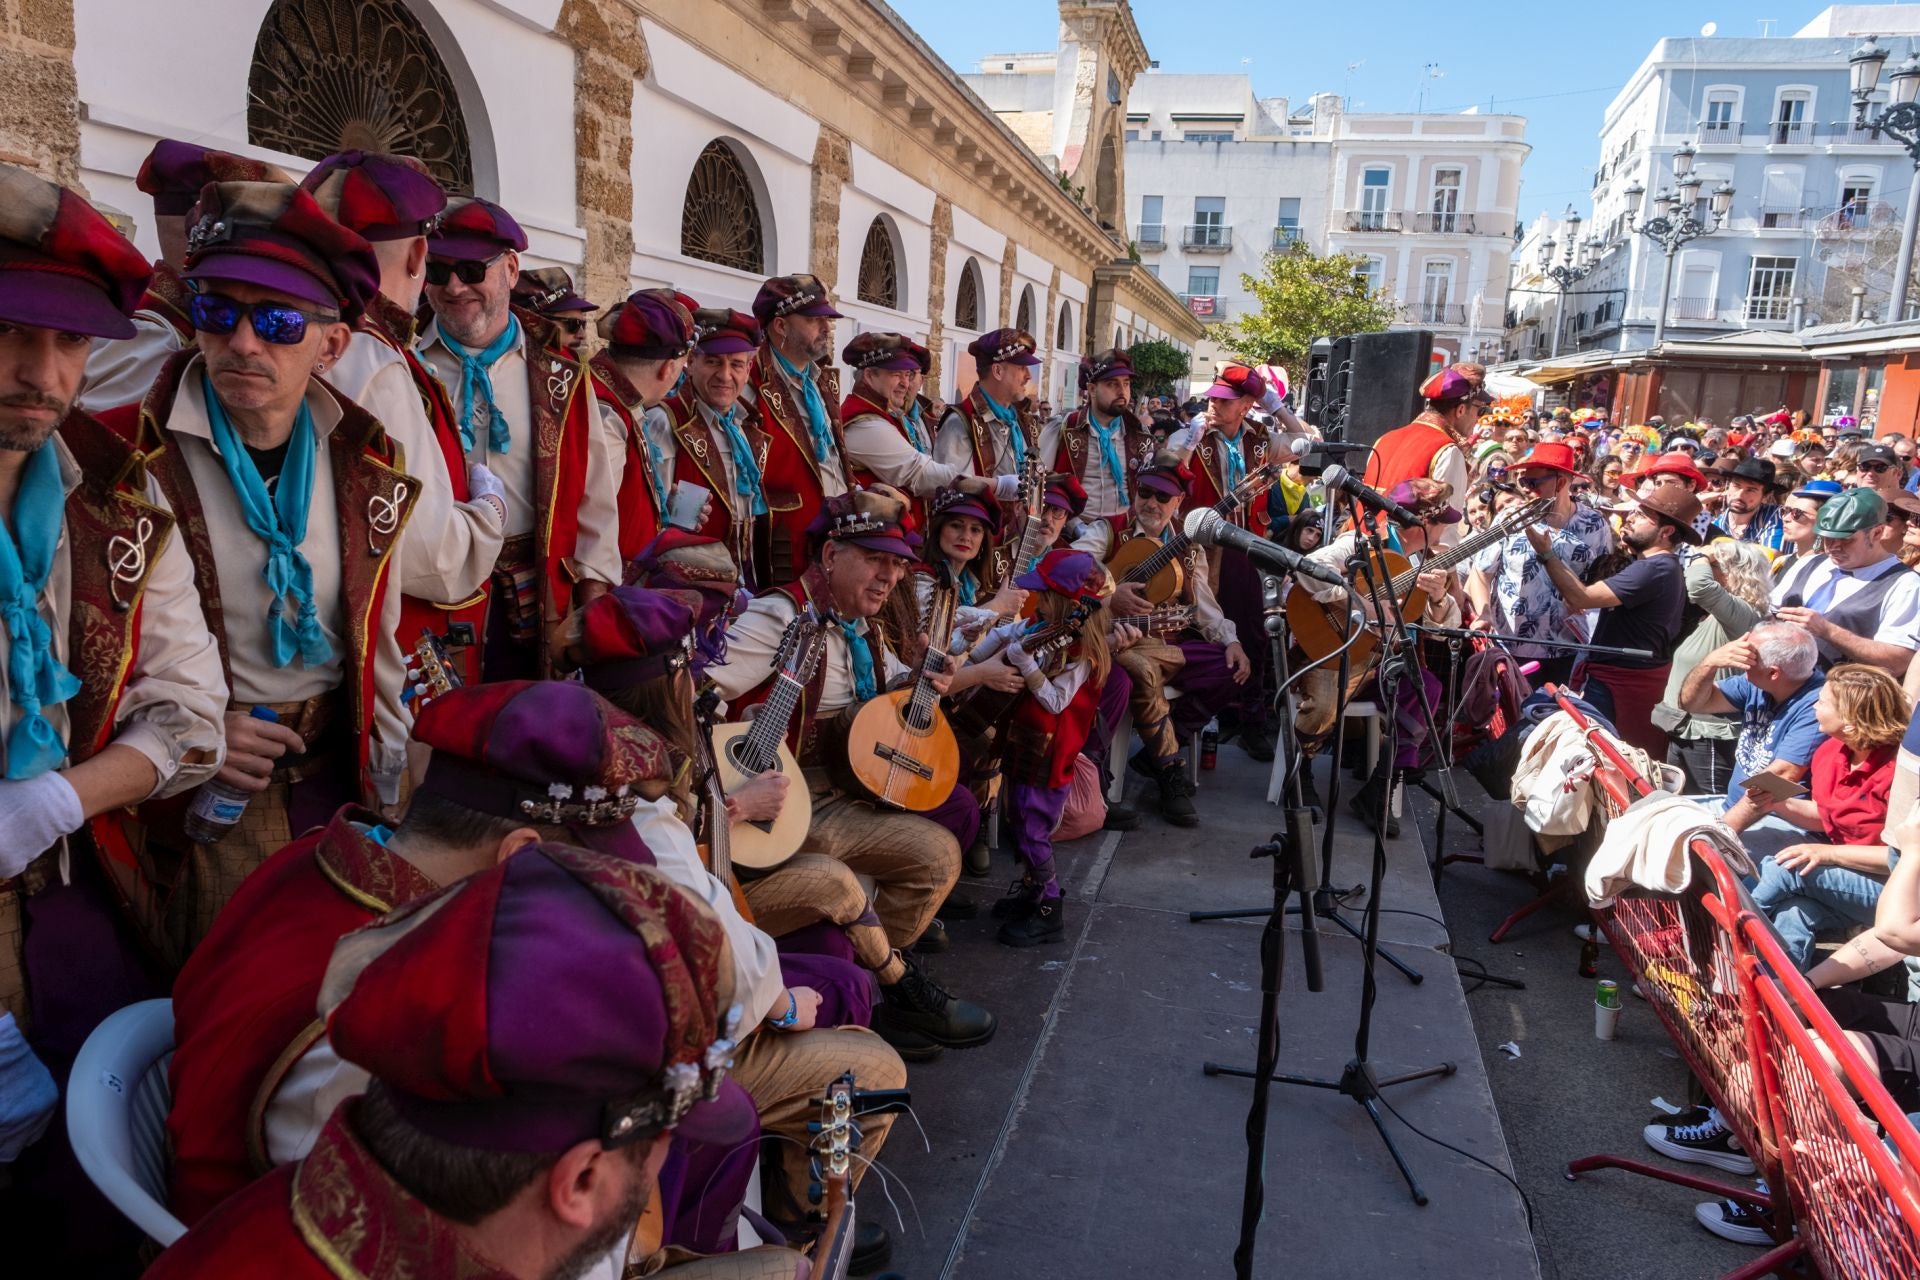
[1748,851,1890,970]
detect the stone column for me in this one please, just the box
[999,240,1018,330]
[810,126,850,292]
[1042,265,1062,404]
[926,198,951,391]
[0,0,82,186]
[557,0,648,311]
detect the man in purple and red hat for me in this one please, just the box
[94,180,420,952]
[935,328,1044,494]
[591,289,697,568]
[512,266,597,355]
[1361,365,1481,540]
[302,150,506,689]
[147,848,807,1280]
[164,679,698,1228]
[416,196,622,679]
[660,307,772,588]
[745,274,852,583]
[708,485,998,1060]
[1046,347,1156,521]
[0,161,225,1264]
[841,331,1007,533]
[79,140,291,412]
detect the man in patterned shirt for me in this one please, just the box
[1466,441,1615,688]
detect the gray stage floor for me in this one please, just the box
[872,748,1541,1279]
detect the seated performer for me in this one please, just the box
[96,181,418,954]
[659,308,772,589]
[705,486,998,1060]
[840,331,1006,519]
[147,851,803,1280]
[916,488,1026,646]
[1079,453,1251,826]
[1044,348,1156,521]
[590,289,696,565]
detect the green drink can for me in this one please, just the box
[1596,979,1621,1009]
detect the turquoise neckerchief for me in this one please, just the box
[1217,427,1247,492]
[445,315,521,456]
[771,348,836,468]
[902,400,929,452]
[952,564,978,607]
[1086,410,1128,496]
[203,382,334,669]
[706,403,768,516]
[0,444,79,778]
[982,391,1027,469]
[836,617,876,701]
[637,406,672,512]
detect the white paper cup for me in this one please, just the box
[1595,1000,1622,1041]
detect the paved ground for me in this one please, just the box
[872,748,1543,1279]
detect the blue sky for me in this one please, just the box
[892,1,1866,225]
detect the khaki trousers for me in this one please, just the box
[742,853,904,984]
[175,780,297,958]
[627,1245,805,1279]
[1116,639,1187,763]
[731,1025,905,1215]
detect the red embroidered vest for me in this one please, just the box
[1364,416,1456,496]
[1188,422,1274,532]
[839,388,929,529]
[748,349,844,584]
[728,567,887,767]
[950,387,1038,480]
[587,353,663,567]
[1004,648,1102,789]
[1053,407,1154,505]
[660,388,771,589]
[511,307,602,674]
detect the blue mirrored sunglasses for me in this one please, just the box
[187,291,338,345]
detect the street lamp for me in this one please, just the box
[1851,35,1920,321]
[1539,206,1597,357]
[1627,148,1734,344]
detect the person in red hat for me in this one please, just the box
[706,485,998,1057]
[1465,440,1617,687]
[590,289,697,567]
[1622,450,1715,543]
[0,163,226,1254]
[78,140,291,413]
[934,328,1045,494]
[148,848,807,1280]
[841,332,1005,532]
[303,151,506,690]
[1046,348,1156,521]
[1360,365,1481,540]
[658,307,774,588]
[90,180,420,953]
[416,196,622,680]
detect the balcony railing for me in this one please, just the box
[1414,301,1467,326]
[1698,120,1742,143]
[1412,210,1476,234]
[1670,296,1717,321]
[1745,295,1794,322]
[1759,206,1804,230]
[1181,223,1232,251]
[1770,120,1810,145]
[1180,293,1225,318]
[1135,223,1166,249]
[1342,209,1403,232]
[1271,225,1303,250]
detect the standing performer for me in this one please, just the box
[1361,365,1480,541]
[659,308,773,589]
[416,197,622,678]
[510,267,596,355]
[1046,348,1155,521]
[748,274,850,582]
[590,288,697,566]
[841,331,1007,526]
[301,151,506,689]
[935,329,1043,492]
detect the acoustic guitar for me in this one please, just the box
[997,453,1051,615]
[710,609,826,871]
[1285,496,1551,669]
[944,597,1099,743]
[803,1075,911,1280]
[1105,463,1280,604]
[838,567,962,811]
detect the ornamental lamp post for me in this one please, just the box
[1851,35,1920,322]
[1626,149,1733,345]
[1539,206,1598,357]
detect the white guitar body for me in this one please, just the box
[710,720,813,871]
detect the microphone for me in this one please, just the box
[1184,507,1349,589]
[1321,464,1421,527]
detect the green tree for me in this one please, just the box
[1217,241,1399,388]
[1125,338,1191,398]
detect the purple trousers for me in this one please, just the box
[1004,779,1071,893]
[1171,640,1243,743]
[1213,547,1274,728]
[771,944,876,1028]
[657,1127,759,1254]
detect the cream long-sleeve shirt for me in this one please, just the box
[326,330,504,604]
[706,591,909,715]
[843,407,976,496]
[1074,520,1239,646]
[934,404,1027,479]
[417,321,622,586]
[78,312,187,414]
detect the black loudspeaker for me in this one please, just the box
[1334,330,1432,446]
[1302,336,1335,429]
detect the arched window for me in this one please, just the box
[1056,302,1074,351]
[248,0,475,193]
[856,217,900,309]
[1015,285,1035,334]
[954,258,982,330]
[681,140,766,274]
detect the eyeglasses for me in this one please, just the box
[425,253,504,287]
[1569,482,1592,495]
[553,317,587,336]
[1515,472,1559,491]
[1133,488,1170,504]
[188,291,338,345]
[1781,508,1815,524]
[1858,460,1893,473]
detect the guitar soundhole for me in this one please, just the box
[726,735,761,776]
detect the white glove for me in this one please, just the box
[992,473,1021,501]
[0,1013,57,1162]
[1005,640,1038,676]
[0,772,83,879]
[466,462,508,523]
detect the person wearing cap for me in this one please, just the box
[1854,441,1906,505]
[78,140,291,413]
[417,196,622,679]
[302,151,507,691]
[1078,453,1251,827]
[92,180,420,951]
[706,486,997,1056]
[995,472,1089,585]
[1775,479,1844,593]
[914,487,1024,652]
[1466,441,1616,687]
[147,848,805,1280]
[934,327,1045,490]
[839,331,1004,530]
[1714,456,1785,548]
[1527,486,1699,756]
[1887,490,1920,568]
[902,337,944,439]
[0,165,225,1216]
[590,289,697,567]
[1045,348,1155,522]
[1772,489,1920,676]
[511,266,596,354]
[659,307,774,588]
[162,679,751,1238]
[1362,365,1480,540]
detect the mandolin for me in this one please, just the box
[710,609,826,871]
[400,627,463,718]
[838,567,962,811]
[1285,496,1552,666]
[1106,463,1280,604]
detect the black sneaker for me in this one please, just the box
[875,953,996,1048]
[1103,800,1142,831]
[1693,1183,1775,1246]
[1643,1108,1756,1175]
[1156,762,1199,827]
[998,894,1065,947]
[872,1015,943,1063]
[911,919,949,954]
[1240,726,1276,763]
[991,879,1041,919]
[1349,772,1399,838]
[963,835,993,878]
[849,1220,893,1275]
[1650,1103,1712,1129]
[1128,747,1158,779]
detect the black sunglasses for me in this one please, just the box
[553,317,588,336]
[188,291,338,345]
[425,253,504,286]
[1134,488,1172,503]
[1858,460,1893,473]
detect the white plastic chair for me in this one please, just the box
[65,999,185,1246]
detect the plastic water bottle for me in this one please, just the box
[1200,718,1220,771]
[181,706,281,844]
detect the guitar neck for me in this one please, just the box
[1382,512,1528,595]
[741,672,803,772]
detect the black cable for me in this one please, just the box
[1376,906,1500,995]
[1372,1086,1537,1232]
